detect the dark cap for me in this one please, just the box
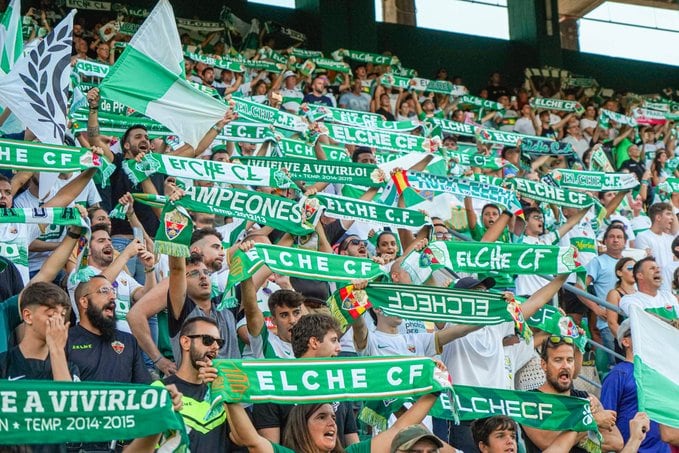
[454,276,496,290]
[390,425,444,453]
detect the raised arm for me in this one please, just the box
[520,273,567,319]
[86,88,114,162]
[556,207,588,239]
[225,403,274,453]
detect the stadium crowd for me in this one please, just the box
[0,0,679,452]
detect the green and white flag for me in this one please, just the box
[183,50,245,72]
[100,0,231,148]
[530,97,584,114]
[0,0,22,75]
[507,178,603,210]
[302,103,421,132]
[457,95,504,112]
[226,243,386,290]
[122,153,293,188]
[0,138,115,186]
[551,169,639,192]
[0,380,186,447]
[209,356,451,405]
[630,304,679,428]
[237,156,383,187]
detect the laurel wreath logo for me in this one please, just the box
[20,23,72,143]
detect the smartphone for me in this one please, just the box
[132,227,144,244]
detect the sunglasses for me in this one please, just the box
[541,335,574,356]
[186,334,225,348]
[341,238,366,250]
[83,286,117,298]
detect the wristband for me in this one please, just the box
[144,265,156,273]
[211,124,221,132]
[641,179,650,185]
[503,210,514,218]
[152,355,163,364]
[66,230,81,239]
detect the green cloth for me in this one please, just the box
[615,138,633,169]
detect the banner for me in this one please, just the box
[314,193,429,228]
[209,356,451,405]
[226,243,386,290]
[303,104,421,132]
[122,153,293,188]
[331,48,399,66]
[402,171,523,215]
[447,148,513,171]
[457,95,504,113]
[551,169,639,191]
[275,137,349,162]
[599,109,638,128]
[237,156,382,187]
[520,137,574,155]
[527,305,587,352]
[0,138,115,186]
[0,380,185,445]
[507,178,602,210]
[453,385,597,432]
[427,240,583,277]
[231,96,308,133]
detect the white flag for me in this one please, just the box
[0,0,22,74]
[100,0,227,148]
[0,9,74,144]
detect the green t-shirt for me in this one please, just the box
[273,439,371,453]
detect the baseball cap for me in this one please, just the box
[283,70,296,79]
[454,276,496,290]
[616,318,631,348]
[390,425,444,453]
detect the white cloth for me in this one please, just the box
[619,290,679,316]
[0,223,39,284]
[515,232,559,295]
[513,117,537,136]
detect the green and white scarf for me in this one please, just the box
[427,240,584,277]
[184,50,245,73]
[237,156,383,187]
[530,98,584,114]
[302,104,421,132]
[458,95,504,112]
[507,178,603,210]
[288,48,324,59]
[209,356,451,405]
[274,137,349,162]
[305,57,352,74]
[231,97,308,133]
[379,73,412,90]
[528,305,587,352]
[453,385,598,432]
[331,48,399,65]
[73,59,110,79]
[314,193,429,228]
[359,282,516,325]
[447,148,513,171]
[226,243,386,290]
[155,204,193,257]
[565,77,599,89]
[410,78,467,97]
[551,169,639,191]
[122,153,293,188]
[312,122,440,154]
[0,380,187,448]
[400,170,523,215]
[0,138,115,187]
[520,137,574,155]
[632,107,668,125]
[258,46,290,65]
[111,188,319,237]
[221,122,279,143]
[599,109,638,128]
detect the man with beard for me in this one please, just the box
[68,275,150,383]
[522,336,623,452]
[67,224,156,334]
[163,316,246,452]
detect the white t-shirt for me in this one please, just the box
[619,290,679,316]
[635,230,676,291]
[441,322,514,388]
[562,135,590,160]
[513,117,537,136]
[0,223,39,284]
[248,326,294,359]
[515,232,560,296]
[358,328,436,357]
[67,265,142,333]
[580,118,597,141]
[559,220,597,283]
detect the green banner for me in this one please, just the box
[507,178,602,210]
[231,97,307,132]
[275,137,349,162]
[303,104,421,132]
[209,356,451,404]
[226,243,386,290]
[331,48,399,66]
[520,137,574,155]
[530,98,584,114]
[317,122,440,153]
[528,305,587,352]
[0,380,185,445]
[447,148,513,171]
[458,95,504,112]
[314,193,428,228]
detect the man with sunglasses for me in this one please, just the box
[163,316,246,453]
[522,335,623,452]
